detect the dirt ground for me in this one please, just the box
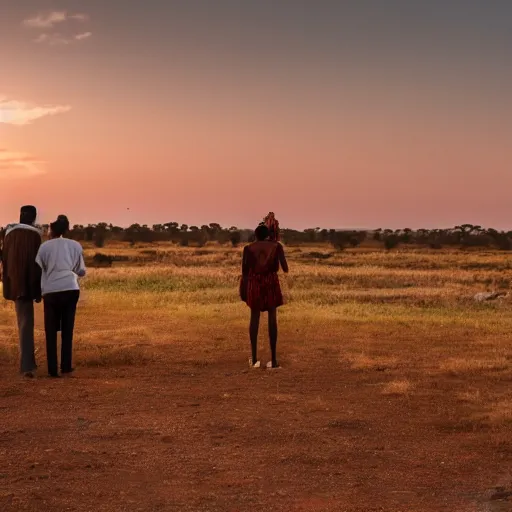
[1,246,512,511]
[1,328,511,512]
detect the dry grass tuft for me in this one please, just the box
[75,343,155,367]
[485,400,512,424]
[0,344,17,364]
[76,326,153,345]
[440,358,509,375]
[381,380,412,396]
[457,390,482,403]
[347,353,399,371]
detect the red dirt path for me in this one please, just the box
[1,346,511,512]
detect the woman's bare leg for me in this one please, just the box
[268,308,278,367]
[249,309,261,364]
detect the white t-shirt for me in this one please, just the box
[35,238,86,295]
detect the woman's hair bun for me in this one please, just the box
[50,214,70,236]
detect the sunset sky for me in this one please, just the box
[1,0,511,229]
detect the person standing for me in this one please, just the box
[240,224,288,369]
[36,215,86,378]
[1,205,42,378]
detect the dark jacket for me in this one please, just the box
[1,224,42,301]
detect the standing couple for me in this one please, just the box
[1,206,86,378]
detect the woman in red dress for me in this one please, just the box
[240,224,288,369]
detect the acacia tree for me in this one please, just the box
[454,224,482,243]
[208,223,222,241]
[329,230,346,250]
[94,222,109,248]
[486,228,511,250]
[416,229,430,243]
[384,235,400,250]
[303,228,318,243]
[427,229,446,249]
[84,224,95,242]
[400,228,413,243]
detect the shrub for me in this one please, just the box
[92,253,114,267]
[229,231,241,247]
[384,235,400,250]
[94,231,106,248]
[85,226,95,242]
[329,231,348,251]
[488,232,512,251]
[497,237,512,251]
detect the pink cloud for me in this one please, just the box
[22,11,68,29]
[0,150,46,178]
[75,32,92,41]
[22,11,89,29]
[0,97,71,125]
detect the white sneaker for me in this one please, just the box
[249,358,261,368]
[266,361,281,370]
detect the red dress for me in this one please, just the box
[240,241,285,311]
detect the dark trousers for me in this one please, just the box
[14,299,36,373]
[43,290,80,375]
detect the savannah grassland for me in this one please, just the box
[1,243,512,512]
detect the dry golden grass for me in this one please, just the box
[2,242,512,366]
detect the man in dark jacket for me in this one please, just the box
[2,206,42,377]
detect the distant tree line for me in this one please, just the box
[326,224,512,251]
[2,222,511,251]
